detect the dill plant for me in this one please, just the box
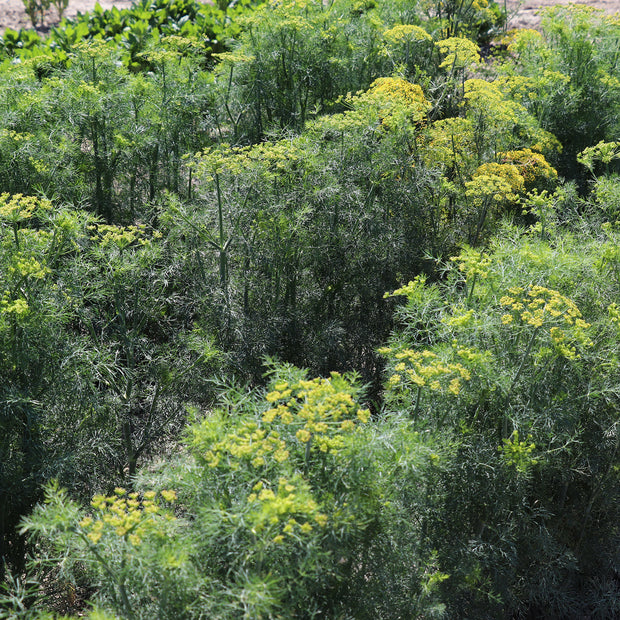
[0,191,222,583]
[3,1,620,616]
[185,75,444,382]
[24,362,447,618]
[0,194,71,579]
[381,215,620,617]
[211,0,401,140]
[0,37,217,222]
[496,5,620,181]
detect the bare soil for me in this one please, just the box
[0,0,619,34]
[0,0,133,33]
[505,0,620,30]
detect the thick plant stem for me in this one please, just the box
[413,385,422,418]
[466,272,477,305]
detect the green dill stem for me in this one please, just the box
[471,202,489,246]
[304,434,313,474]
[503,325,541,437]
[413,385,422,418]
[509,326,541,396]
[12,223,19,250]
[466,272,477,305]
[78,531,136,620]
[215,173,228,292]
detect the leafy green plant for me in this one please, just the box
[23,362,447,618]
[214,0,388,140]
[497,5,620,181]
[0,191,222,581]
[422,0,505,41]
[381,215,620,617]
[2,1,620,616]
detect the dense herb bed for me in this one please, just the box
[1,1,619,617]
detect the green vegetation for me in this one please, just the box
[0,0,619,618]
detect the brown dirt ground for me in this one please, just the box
[0,0,133,33]
[506,0,620,30]
[0,0,619,35]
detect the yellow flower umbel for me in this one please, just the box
[464,162,525,244]
[88,223,153,252]
[359,77,431,131]
[380,24,433,75]
[499,149,558,192]
[499,285,592,359]
[466,163,525,208]
[379,343,476,418]
[0,193,53,248]
[79,488,176,547]
[383,24,432,46]
[499,430,537,473]
[436,37,480,70]
[246,476,328,543]
[0,193,50,222]
[262,373,371,455]
[202,420,290,469]
[196,372,370,469]
[450,245,493,302]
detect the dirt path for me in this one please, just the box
[506,0,620,29]
[0,0,619,34]
[0,0,133,33]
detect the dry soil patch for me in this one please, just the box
[0,1,619,35]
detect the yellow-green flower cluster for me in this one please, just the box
[263,373,371,454]
[503,28,543,56]
[380,347,471,396]
[384,274,428,301]
[442,306,475,328]
[203,421,290,469]
[0,129,34,143]
[197,373,369,474]
[359,77,431,130]
[194,140,306,183]
[466,163,524,207]
[246,477,328,542]
[88,223,155,251]
[0,295,30,317]
[450,245,492,283]
[1,250,50,320]
[608,303,620,331]
[498,430,537,473]
[499,286,592,358]
[465,77,562,157]
[7,253,49,279]
[367,77,429,111]
[383,24,432,45]
[500,149,558,191]
[464,78,521,126]
[577,140,620,173]
[436,37,480,70]
[0,193,51,224]
[79,488,176,547]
